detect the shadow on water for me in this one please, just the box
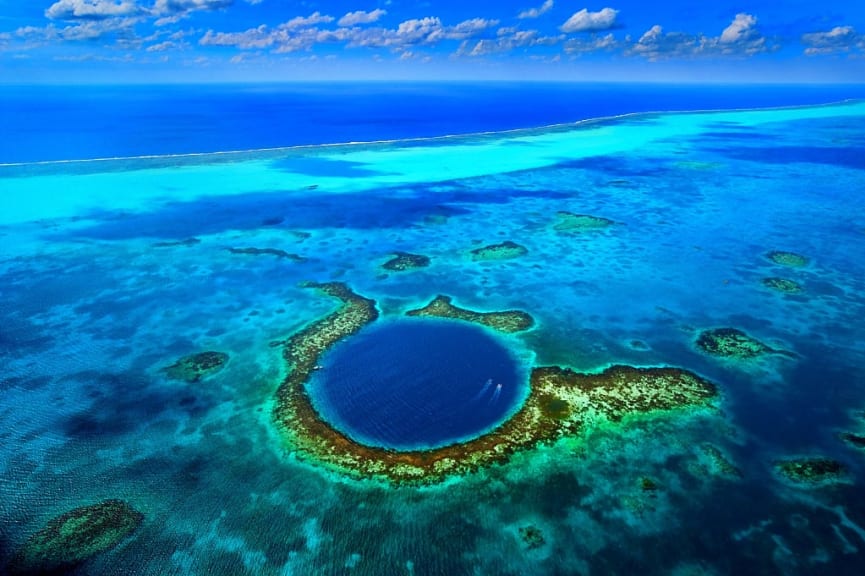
[59,185,571,241]
[59,371,214,441]
[705,145,865,171]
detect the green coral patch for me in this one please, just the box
[761,277,803,293]
[774,457,847,484]
[228,247,306,261]
[695,328,777,359]
[766,250,809,268]
[405,295,534,333]
[382,251,431,271]
[553,211,616,232]
[9,499,143,574]
[470,240,528,261]
[163,351,229,382]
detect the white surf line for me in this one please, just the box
[0,99,859,169]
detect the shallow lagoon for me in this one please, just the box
[2,100,865,574]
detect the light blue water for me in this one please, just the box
[1,86,865,575]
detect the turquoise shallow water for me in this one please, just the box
[2,101,865,574]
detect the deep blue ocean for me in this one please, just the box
[3,82,865,162]
[2,83,865,575]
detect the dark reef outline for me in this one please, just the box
[274,282,719,484]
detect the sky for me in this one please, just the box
[0,0,863,83]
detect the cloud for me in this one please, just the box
[457,27,561,56]
[284,12,334,29]
[801,26,864,55]
[561,7,618,33]
[563,32,619,54]
[45,0,143,21]
[338,9,386,27]
[200,15,498,54]
[152,0,233,25]
[629,13,769,60]
[518,0,553,20]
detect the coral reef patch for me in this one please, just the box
[470,241,528,261]
[761,277,803,293]
[766,250,809,268]
[406,295,534,333]
[552,211,616,232]
[695,328,785,359]
[163,351,229,382]
[228,247,305,261]
[382,252,430,271]
[840,432,865,450]
[274,285,718,484]
[8,499,143,575]
[519,525,546,550]
[774,457,847,485]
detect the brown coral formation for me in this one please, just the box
[406,295,534,333]
[163,351,229,382]
[9,499,142,574]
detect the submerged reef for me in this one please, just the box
[519,525,546,550]
[152,237,200,248]
[228,247,305,261]
[695,328,786,359]
[406,295,534,333]
[766,250,809,268]
[163,351,229,383]
[274,285,718,484]
[553,211,616,232]
[382,251,430,271]
[774,457,847,485]
[761,277,803,293]
[470,241,528,261]
[9,499,142,574]
[840,432,865,450]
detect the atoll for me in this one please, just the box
[553,211,616,232]
[163,351,229,382]
[406,295,534,333]
[382,252,431,271]
[761,277,803,293]
[766,251,809,268]
[228,247,305,261]
[774,457,847,484]
[9,499,142,574]
[470,241,528,261]
[695,328,781,359]
[274,285,718,484]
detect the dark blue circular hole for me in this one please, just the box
[307,318,527,451]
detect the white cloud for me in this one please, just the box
[338,9,386,27]
[46,0,142,20]
[801,26,864,56]
[720,13,757,43]
[457,27,561,56]
[518,0,553,20]
[200,14,498,54]
[284,12,334,29]
[561,7,618,33]
[152,0,232,25]
[563,32,619,54]
[629,13,769,60]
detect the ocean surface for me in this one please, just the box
[2,83,865,574]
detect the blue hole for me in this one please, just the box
[307,318,527,451]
